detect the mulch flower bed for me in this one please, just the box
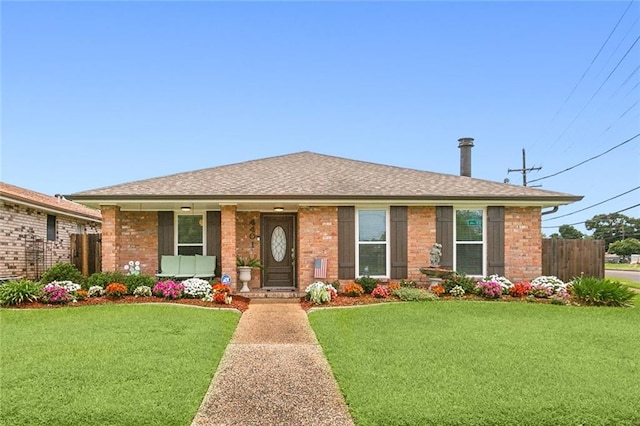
[5,295,251,312]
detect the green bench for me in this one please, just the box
[156,255,216,280]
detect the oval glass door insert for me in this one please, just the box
[271,226,287,262]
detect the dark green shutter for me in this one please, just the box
[487,206,505,276]
[436,206,454,270]
[206,211,221,277]
[157,211,174,268]
[390,206,408,279]
[338,206,355,279]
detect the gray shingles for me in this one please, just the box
[69,152,580,201]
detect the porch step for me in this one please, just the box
[238,290,305,300]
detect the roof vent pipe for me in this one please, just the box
[458,137,474,177]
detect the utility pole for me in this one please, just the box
[508,148,541,187]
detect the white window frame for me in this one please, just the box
[453,207,486,277]
[355,207,390,278]
[174,212,206,255]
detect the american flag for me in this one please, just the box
[314,258,328,279]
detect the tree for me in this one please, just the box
[584,213,640,247]
[558,224,584,239]
[607,238,640,260]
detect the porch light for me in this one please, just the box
[274,207,284,212]
[181,206,191,211]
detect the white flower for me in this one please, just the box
[124,264,130,270]
[182,278,212,298]
[88,286,105,297]
[129,261,134,266]
[134,261,140,266]
[47,281,81,293]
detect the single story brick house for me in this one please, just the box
[68,144,581,292]
[1,182,102,280]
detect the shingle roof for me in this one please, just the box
[68,152,581,203]
[1,182,101,221]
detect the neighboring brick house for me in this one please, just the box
[0,182,102,280]
[68,144,581,292]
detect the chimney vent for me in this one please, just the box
[458,137,474,177]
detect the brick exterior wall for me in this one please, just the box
[505,206,542,282]
[298,207,338,287]
[0,201,100,279]
[408,206,437,284]
[100,206,119,273]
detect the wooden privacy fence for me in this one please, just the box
[541,239,605,282]
[71,234,102,276]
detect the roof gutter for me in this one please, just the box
[541,206,559,216]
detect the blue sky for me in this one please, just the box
[2,1,639,236]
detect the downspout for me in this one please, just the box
[541,206,559,216]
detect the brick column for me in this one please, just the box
[407,206,437,284]
[220,205,238,291]
[100,205,120,272]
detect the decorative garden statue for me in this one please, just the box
[430,243,442,267]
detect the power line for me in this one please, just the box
[530,0,635,152]
[528,133,640,184]
[507,148,541,186]
[543,186,640,220]
[541,202,640,228]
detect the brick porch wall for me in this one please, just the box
[221,206,238,291]
[117,211,158,276]
[298,207,338,289]
[100,206,120,272]
[408,206,437,285]
[505,206,542,282]
[236,211,261,290]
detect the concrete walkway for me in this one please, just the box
[191,300,354,426]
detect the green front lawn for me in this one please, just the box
[309,302,640,425]
[0,305,239,426]
[606,263,640,271]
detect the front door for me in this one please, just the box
[262,214,296,288]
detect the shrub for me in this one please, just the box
[531,276,566,293]
[529,284,553,298]
[0,280,43,306]
[485,274,513,293]
[399,279,417,288]
[569,276,635,307]
[371,284,389,298]
[475,280,502,299]
[46,280,81,294]
[391,287,437,301]
[388,282,401,292]
[550,289,571,306]
[88,285,105,297]
[41,284,71,304]
[133,286,152,297]
[428,283,444,296]
[442,272,477,293]
[449,285,465,298]
[344,282,364,297]
[181,278,212,298]
[123,274,157,294]
[355,276,380,294]
[75,289,89,301]
[105,282,128,298]
[305,281,337,305]
[40,262,84,287]
[84,271,128,290]
[509,282,532,298]
[153,280,184,299]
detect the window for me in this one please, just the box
[356,209,388,277]
[454,209,484,276]
[47,215,56,241]
[176,214,204,255]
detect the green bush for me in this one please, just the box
[570,276,635,307]
[0,279,43,306]
[355,276,380,294]
[83,271,128,290]
[124,274,157,293]
[442,272,477,293]
[391,287,437,302]
[399,280,417,288]
[40,262,83,286]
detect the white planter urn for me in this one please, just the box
[238,266,252,293]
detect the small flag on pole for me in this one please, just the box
[314,258,328,279]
